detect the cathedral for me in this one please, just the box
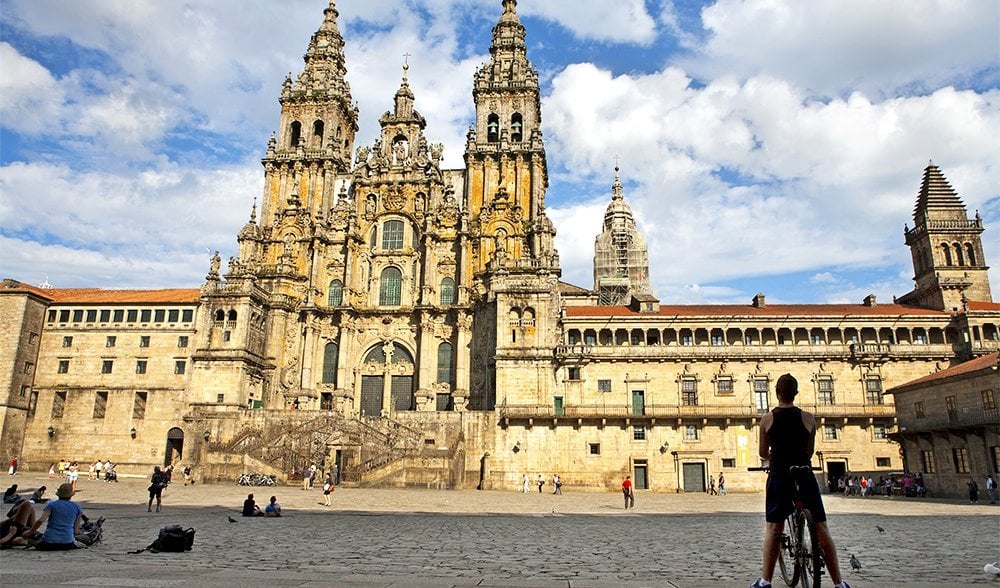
[1,0,997,495]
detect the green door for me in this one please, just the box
[631,390,645,415]
[554,396,565,417]
[634,462,648,490]
[683,462,706,492]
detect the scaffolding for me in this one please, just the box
[593,166,652,305]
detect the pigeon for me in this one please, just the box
[985,562,1000,578]
[227,516,237,523]
[850,554,862,572]
[876,525,885,534]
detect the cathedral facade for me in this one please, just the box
[1,1,997,494]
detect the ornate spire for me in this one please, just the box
[286,0,350,100]
[612,164,624,200]
[913,161,966,226]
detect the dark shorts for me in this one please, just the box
[765,472,827,524]
[35,541,78,550]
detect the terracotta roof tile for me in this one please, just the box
[887,352,999,393]
[1,279,200,304]
[563,303,949,318]
[968,301,1000,311]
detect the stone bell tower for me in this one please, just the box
[464,0,561,410]
[899,162,992,311]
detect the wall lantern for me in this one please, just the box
[47,426,55,438]
[512,441,521,454]
[130,427,137,439]
[659,441,670,454]
[203,429,211,441]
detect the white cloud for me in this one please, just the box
[687,0,1000,97]
[542,63,1000,296]
[0,43,64,135]
[520,0,658,44]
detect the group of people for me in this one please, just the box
[520,473,563,494]
[836,473,926,497]
[49,460,118,484]
[241,493,283,517]
[1,482,102,550]
[298,463,339,507]
[967,475,997,504]
[708,473,727,495]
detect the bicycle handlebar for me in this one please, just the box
[748,465,821,472]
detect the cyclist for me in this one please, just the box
[750,373,850,588]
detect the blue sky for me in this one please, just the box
[1,0,998,304]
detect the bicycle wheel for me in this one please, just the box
[777,512,801,586]
[799,509,823,588]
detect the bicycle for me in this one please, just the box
[750,465,825,588]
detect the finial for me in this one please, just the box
[250,197,257,223]
[402,53,411,82]
[502,0,517,13]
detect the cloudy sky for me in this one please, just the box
[1,0,997,304]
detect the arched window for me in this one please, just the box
[214,309,225,322]
[510,113,523,142]
[289,121,302,147]
[437,342,454,384]
[954,243,964,266]
[227,309,238,321]
[379,267,402,306]
[312,120,325,147]
[322,342,338,384]
[327,280,343,306]
[382,220,404,250]
[941,243,952,266]
[966,243,977,266]
[487,114,500,142]
[440,278,456,305]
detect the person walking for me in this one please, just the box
[622,476,635,509]
[522,474,530,493]
[66,462,79,492]
[709,476,718,495]
[986,474,997,504]
[147,466,166,512]
[718,473,727,496]
[536,475,544,493]
[322,473,334,506]
[8,456,17,476]
[552,473,562,495]
[302,466,312,491]
[749,373,850,588]
[967,478,979,503]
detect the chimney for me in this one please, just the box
[752,293,766,308]
[863,294,877,307]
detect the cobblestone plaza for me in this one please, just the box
[1,476,997,587]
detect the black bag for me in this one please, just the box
[134,525,195,553]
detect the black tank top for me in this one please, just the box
[768,406,811,472]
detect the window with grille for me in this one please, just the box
[382,220,404,250]
[823,424,838,440]
[62,336,73,347]
[873,424,888,440]
[921,449,935,474]
[27,391,38,418]
[322,342,338,385]
[51,391,66,419]
[136,360,147,375]
[174,360,186,375]
[875,457,891,468]
[915,401,925,418]
[722,458,736,468]
[945,395,957,419]
[716,377,733,396]
[139,335,150,347]
[589,443,601,455]
[440,278,456,305]
[58,360,69,374]
[178,336,188,348]
[684,425,700,440]
[437,342,453,384]
[952,447,970,473]
[101,360,113,374]
[598,379,612,393]
[379,267,402,305]
[982,389,997,411]
[133,391,147,419]
[328,280,343,306]
[681,379,698,405]
[632,425,646,441]
[93,391,108,418]
[817,377,834,405]
[754,379,769,413]
[865,378,883,405]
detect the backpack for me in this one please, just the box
[133,525,195,553]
